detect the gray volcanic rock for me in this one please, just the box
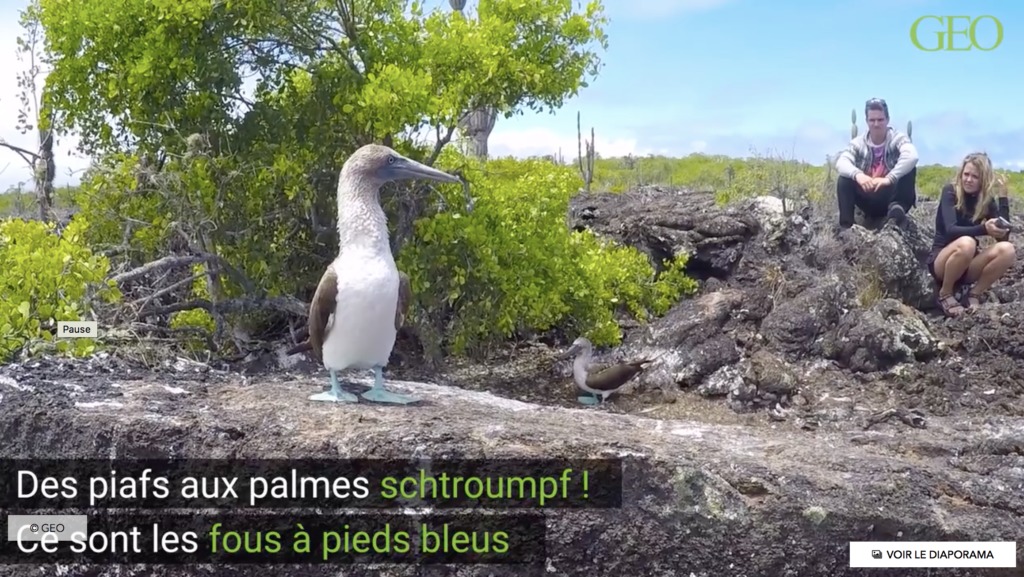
[571,189,1024,427]
[0,366,1021,577]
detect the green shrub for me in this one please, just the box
[399,150,698,355]
[72,153,171,259]
[714,154,826,207]
[593,153,738,192]
[168,263,216,352]
[0,215,122,362]
[590,152,1024,205]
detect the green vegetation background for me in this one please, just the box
[1,0,1020,365]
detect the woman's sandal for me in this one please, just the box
[938,293,965,317]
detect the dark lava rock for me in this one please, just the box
[0,368,1022,577]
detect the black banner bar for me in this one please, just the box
[0,458,622,509]
[0,512,547,565]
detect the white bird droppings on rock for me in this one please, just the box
[670,426,705,438]
[142,413,184,426]
[75,400,124,409]
[0,376,31,391]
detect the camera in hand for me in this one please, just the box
[994,217,1012,231]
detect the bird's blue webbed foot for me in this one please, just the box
[309,370,359,403]
[577,393,600,405]
[360,366,418,405]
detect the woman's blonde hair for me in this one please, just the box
[953,152,995,223]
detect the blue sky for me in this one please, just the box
[0,0,1022,190]
[484,0,1024,170]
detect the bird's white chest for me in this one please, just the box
[572,358,594,392]
[321,249,400,370]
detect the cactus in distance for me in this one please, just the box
[850,107,914,141]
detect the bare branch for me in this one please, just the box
[334,0,371,73]
[110,255,219,285]
[127,322,213,339]
[0,140,39,166]
[129,272,207,310]
[169,222,257,295]
[138,295,309,319]
[424,124,456,166]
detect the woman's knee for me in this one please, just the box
[951,236,977,254]
[994,241,1017,261]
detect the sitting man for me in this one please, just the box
[834,98,919,229]
[928,152,1015,317]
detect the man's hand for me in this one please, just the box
[855,173,874,192]
[869,176,890,191]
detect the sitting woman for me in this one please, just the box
[927,152,1015,317]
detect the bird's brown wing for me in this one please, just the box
[586,359,653,391]
[307,265,338,364]
[395,270,411,330]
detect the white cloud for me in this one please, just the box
[486,126,644,159]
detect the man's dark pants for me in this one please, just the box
[836,167,917,228]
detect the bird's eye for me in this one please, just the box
[387,155,396,164]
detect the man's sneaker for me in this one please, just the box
[886,203,906,226]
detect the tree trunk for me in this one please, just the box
[458,107,497,159]
[35,125,55,223]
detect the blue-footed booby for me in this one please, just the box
[305,144,460,405]
[558,337,656,405]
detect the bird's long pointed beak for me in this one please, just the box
[392,157,461,184]
[556,344,580,361]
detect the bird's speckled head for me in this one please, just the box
[341,144,461,190]
[558,337,594,360]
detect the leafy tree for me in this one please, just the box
[38,0,608,157]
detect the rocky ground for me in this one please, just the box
[561,187,1024,426]
[1,188,1022,576]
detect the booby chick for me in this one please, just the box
[306,144,460,405]
[558,337,656,405]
